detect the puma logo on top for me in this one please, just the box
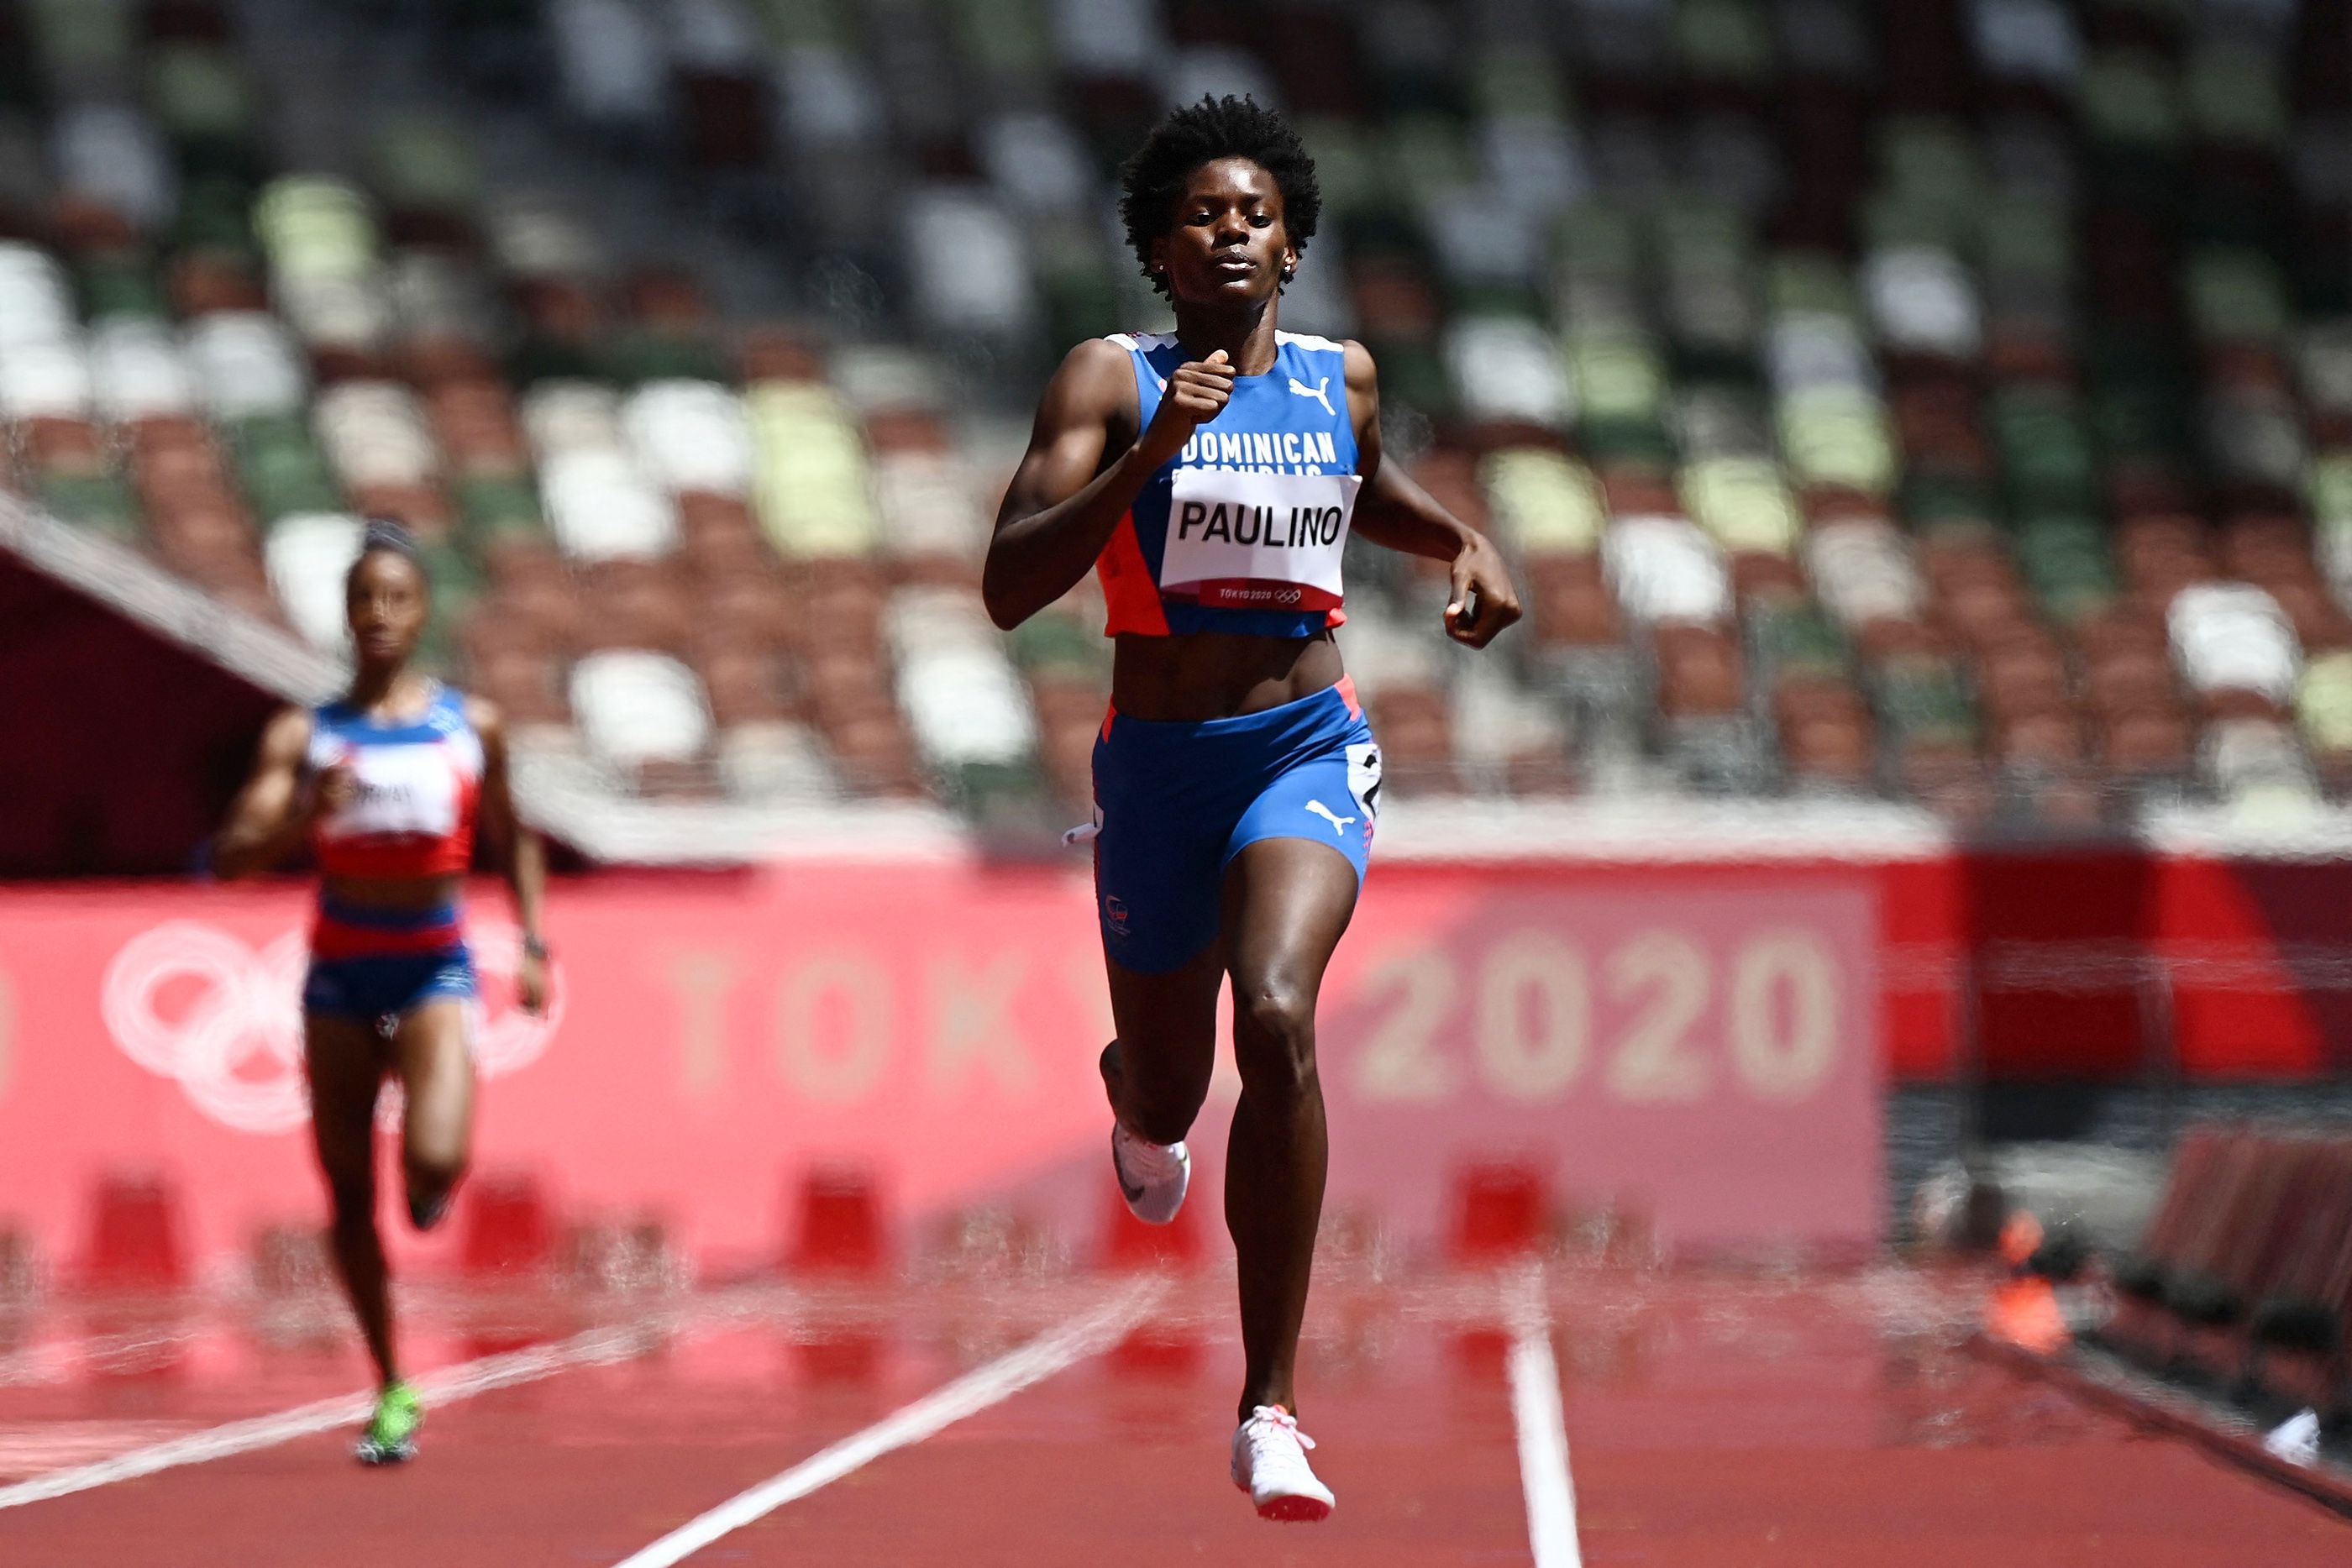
[1289,375,1335,417]
[1304,800,1356,836]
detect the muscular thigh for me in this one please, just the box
[1221,836,1361,1003]
[391,999,475,1157]
[304,1013,387,1187]
[390,999,474,1094]
[1105,939,1225,1064]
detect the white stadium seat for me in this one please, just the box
[1603,513,1732,625]
[572,650,714,768]
[265,512,365,652]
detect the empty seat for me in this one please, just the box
[1446,316,1572,428]
[747,381,878,558]
[719,721,839,802]
[1480,448,1603,556]
[265,512,365,651]
[1767,310,1878,396]
[905,187,1037,343]
[1681,456,1800,556]
[1808,516,1928,628]
[570,649,713,769]
[541,448,678,560]
[53,101,176,232]
[2297,651,2352,796]
[886,587,1037,768]
[89,319,197,423]
[1863,245,1982,359]
[314,381,439,490]
[185,312,307,420]
[549,0,669,130]
[2168,581,2302,705]
[2203,717,2320,810]
[1603,513,1731,624]
[624,379,754,498]
[1777,385,1898,496]
[0,335,91,422]
[875,450,986,564]
[979,111,1094,215]
[0,245,81,352]
[523,380,627,460]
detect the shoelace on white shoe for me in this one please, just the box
[1236,1405,1318,1481]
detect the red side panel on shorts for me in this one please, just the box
[1096,511,1170,637]
[1335,675,1362,719]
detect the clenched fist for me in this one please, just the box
[1139,349,1234,464]
[307,762,358,823]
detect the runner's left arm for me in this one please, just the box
[470,698,548,1015]
[1341,339,1522,649]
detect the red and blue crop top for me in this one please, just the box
[305,683,483,878]
[1095,330,1362,638]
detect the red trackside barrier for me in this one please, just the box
[790,1165,887,1275]
[79,1171,186,1293]
[1449,1162,1548,1263]
[459,1171,559,1277]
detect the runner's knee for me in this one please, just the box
[1233,978,1318,1103]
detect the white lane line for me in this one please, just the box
[0,1298,747,1511]
[1505,1262,1583,1568]
[0,1324,195,1388]
[609,1275,1169,1568]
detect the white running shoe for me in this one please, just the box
[1110,1121,1190,1225]
[1230,1404,1335,1522]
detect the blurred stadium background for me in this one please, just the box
[2,0,2350,848]
[5,0,2352,1500]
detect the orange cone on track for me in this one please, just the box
[1988,1276,2069,1355]
[1998,1210,2044,1268]
[1987,1210,2067,1354]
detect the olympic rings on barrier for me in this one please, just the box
[100,919,563,1134]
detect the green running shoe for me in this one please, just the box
[354,1381,423,1466]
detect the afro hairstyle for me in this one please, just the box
[1117,95,1321,300]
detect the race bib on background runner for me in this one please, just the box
[1161,468,1362,610]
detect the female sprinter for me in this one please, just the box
[213,519,547,1465]
[983,97,1520,1520]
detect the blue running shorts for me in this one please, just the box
[303,898,477,1027]
[1091,679,1381,974]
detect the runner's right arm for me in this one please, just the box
[983,339,1232,630]
[211,707,339,879]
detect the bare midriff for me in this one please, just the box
[1110,630,1343,721]
[318,873,466,913]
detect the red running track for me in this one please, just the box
[0,1265,2345,1566]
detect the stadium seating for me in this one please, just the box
[5,0,2352,833]
[2106,1127,2352,1422]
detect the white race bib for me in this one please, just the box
[1161,467,1361,611]
[314,743,465,842]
